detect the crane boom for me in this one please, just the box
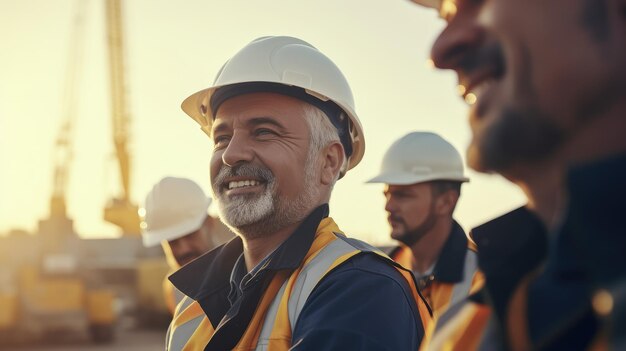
[52,0,87,217]
[103,0,140,235]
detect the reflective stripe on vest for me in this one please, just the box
[167,296,208,351]
[421,300,492,351]
[432,249,483,317]
[447,249,479,309]
[254,234,362,350]
[393,245,481,316]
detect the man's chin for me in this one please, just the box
[390,231,406,243]
[467,143,491,173]
[219,204,274,231]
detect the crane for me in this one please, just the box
[39,0,88,248]
[103,0,140,235]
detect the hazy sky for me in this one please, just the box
[0,0,525,243]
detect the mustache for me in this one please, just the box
[458,42,505,77]
[212,163,274,191]
[387,214,404,223]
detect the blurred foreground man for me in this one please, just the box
[165,36,429,351]
[141,177,232,313]
[409,0,626,350]
[368,132,482,318]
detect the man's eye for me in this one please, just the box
[255,128,276,137]
[214,135,230,148]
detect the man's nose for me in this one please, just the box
[385,198,396,213]
[430,10,485,71]
[222,132,254,167]
[170,238,192,253]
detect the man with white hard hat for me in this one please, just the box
[141,177,232,313]
[368,132,482,319]
[165,36,430,351]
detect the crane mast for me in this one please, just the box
[103,0,140,235]
[39,0,88,248]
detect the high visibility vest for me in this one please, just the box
[421,296,494,351]
[420,207,547,351]
[389,227,484,317]
[163,277,186,315]
[166,217,430,351]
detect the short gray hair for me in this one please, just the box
[301,103,348,183]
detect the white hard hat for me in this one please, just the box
[409,0,441,9]
[140,177,212,247]
[367,132,469,185]
[181,36,365,172]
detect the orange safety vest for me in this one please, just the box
[389,222,484,317]
[166,217,431,351]
[420,207,547,351]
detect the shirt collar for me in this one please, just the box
[550,153,626,285]
[469,206,547,323]
[227,246,278,305]
[470,206,547,278]
[431,220,470,283]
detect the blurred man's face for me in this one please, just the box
[210,93,321,238]
[384,183,438,246]
[428,0,622,173]
[166,224,212,267]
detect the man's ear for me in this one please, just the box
[320,142,345,185]
[435,190,459,216]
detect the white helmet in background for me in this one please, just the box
[140,177,211,247]
[409,0,441,9]
[180,36,365,174]
[367,132,469,185]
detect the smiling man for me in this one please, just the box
[164,36,429,351]
[408,0,626,350]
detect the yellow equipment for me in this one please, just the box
[135,258,172,326]
[16,256,116,343]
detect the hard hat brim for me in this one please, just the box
[141,198,211,247]
[366,172,469,186]
[180,83,365,171]
[409,0,441,9]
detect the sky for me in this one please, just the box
[0,0,526,244]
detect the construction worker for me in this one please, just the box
[405,0,626,350]
[140,177,232,314]
[165,36,430,351]
[367,132,482,318]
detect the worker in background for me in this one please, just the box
[140,176,232,314]
[367,131,482,318]
[165,36,430,351]
[405,0,626,350]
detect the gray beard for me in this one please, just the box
[212,157,320,240]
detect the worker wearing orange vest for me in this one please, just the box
[140,177,232,314]
[367,132,483,320]
[165,36,430,351]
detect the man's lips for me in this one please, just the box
[222,176,265,195]
[456,44,506,104]
[387,215,403,227]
